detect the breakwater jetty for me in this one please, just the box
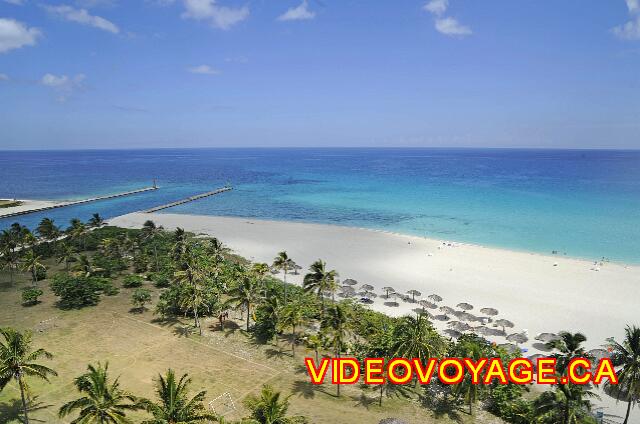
[143,186,232,213]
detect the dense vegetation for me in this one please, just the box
[1,215,639,424]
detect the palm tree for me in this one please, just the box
[272,252,294,305]
[280,301,307,356]
[56,242,76,271]
[174,245,206,335]
[303,334,323,364]
[36,217,60,254]
[0,327,58,424]
[89,213,105,228]
[303,259,337,316]
[59,362,143,423]
[321,304,349,397]
[68,218,89,250]
[226,273,262,331]
[548,331,588,374]
[21,251,46,286]
[252,263,270,296]
[532,383,598,424]
[141,220,163,271]
[140,369,215,424]
[243,384,306,424]
[74,254,103,278]
[1,248,19,285]
[605,325,640,424]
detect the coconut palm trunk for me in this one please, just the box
[246,302,251,331]
[18,374,30,424]
[624,400,632,424]
[283,268,288,305]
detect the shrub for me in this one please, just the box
[133,253,148,273]
[131,288,152,311]
[123,274,144,288]
[50,274,108,309]
[151,272,171,288]
[21,287,44,306]
[35,266,47,281]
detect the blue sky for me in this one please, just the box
[1,0,639,149]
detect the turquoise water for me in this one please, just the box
[1,148,639,263]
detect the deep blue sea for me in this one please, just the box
[1,148,639,264]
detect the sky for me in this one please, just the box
[0,0,639,150]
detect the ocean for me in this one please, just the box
[1,148,639,264]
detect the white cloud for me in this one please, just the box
[3,0,25,5]
[187,64,220,75]
[423,0,448,16]
[0,73,9,80]
[0,18,41,53]
[435,17,472,36]
[613,0,640,40]
[44,5,120,34]
[423,0,471,38]
[182,0,249,30]
[41,73,86,102]
[277,0,315,22]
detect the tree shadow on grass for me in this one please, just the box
[350,392,377,410]
[151,316,182,328]
[0,397,53,423]
[419,391,463,423]
[291,380,316,399]
[264,347,289,360]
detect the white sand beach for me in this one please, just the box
[0,199,64,218]
[110,212,640,420]
[111,212,640,353]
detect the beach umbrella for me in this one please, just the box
[293,264,303,274]
[473,326,493,336]
[428,294,443,302]
[506,333,528,344]
[343,278,358,286]
[444,329,462,339]
[457,302,474,311]
[384,301,400,308]
[381,286,395,298]
[496,319,515,332]
[341,285,355,292]
[407,289,422,303]
[360,284,374,291]
[458,312,479,322]
[434,314,450,322]
[439,306,456,314]
[535,332,559,343]
[399,294,412,303]
[419,300,437,309]
[498,343,520,354]
[480,307,499,316]
[532,342,552,352]
[362,290,378,299]
[360,298,374,305]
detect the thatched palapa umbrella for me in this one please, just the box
[407,289,422,303]
[535,333,559,343]
[480,307,499,316]
[506,333,528,344]
[428,294,443,302]
[360,284,374,291]
[434,314,450,322]
[419,300,437,309]
[496,319,515,332]
[381,286,395,298]
[457,302,473,311]
[343,278,358,286]
[439,306,456,315]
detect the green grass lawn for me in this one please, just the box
[0,259,502,424]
